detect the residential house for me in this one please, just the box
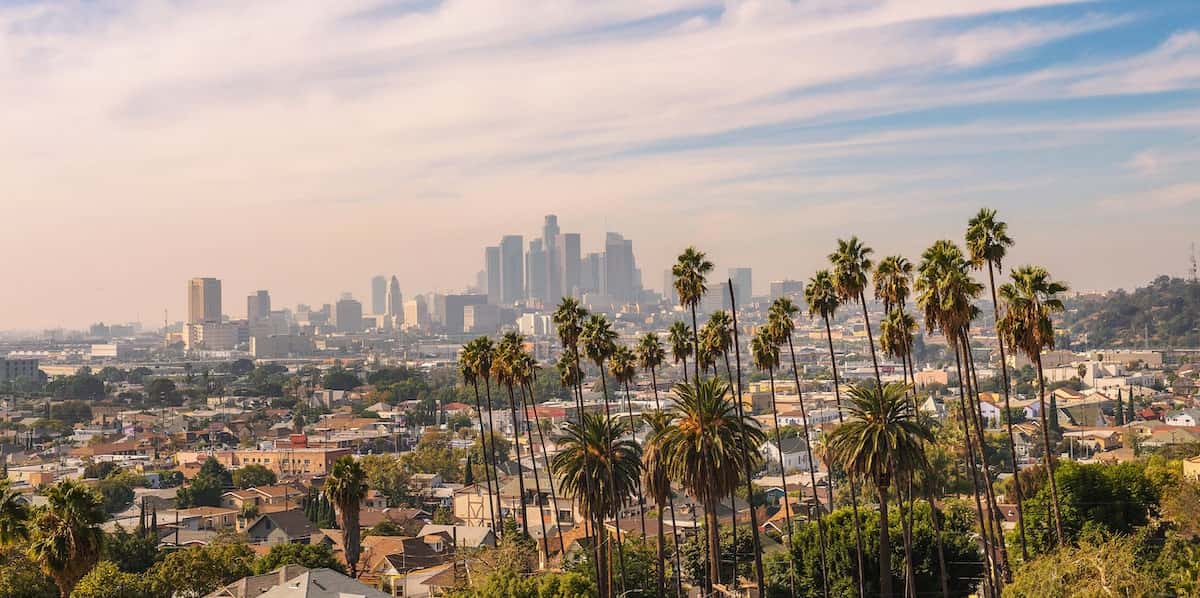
[203,565,310,598]
[245,509,316,545]
[1166,408,1200,427]
[758,437,812,474]
[253,568,391,598]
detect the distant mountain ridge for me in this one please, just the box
[1061,276,1200,349]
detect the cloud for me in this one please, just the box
[1098,182,1200,211]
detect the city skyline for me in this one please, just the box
[4,0,1200,329]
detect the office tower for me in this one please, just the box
[187,277,222,323]
[500,235,524,304]
[247,290,271,322]
[386,276,403,323]
[334,297,363,333]
[560,232,581,298]
[404,297,430,331]
[526,239,546,303]
[581,252,604,294]
[730,267,752,307]
[441,294,487,334]
[769,279,805,302]
[370,275,387,315]
[663,269,678,305]
[464,304,501,334]
[604,233,635,303]
[542,214,561,303]
[485,246,501,304]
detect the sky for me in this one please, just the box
[2,0,1199,330]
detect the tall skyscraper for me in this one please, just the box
[443,294,488,334]
[404,297,430,331]
[560,232,581,298]
[663,269,678,305]
[187,278,222,323]
[386,276,403,322]
[769,280,805,303]
[334,297,363,333]
[542,215,561,304]
[604,233,635,303]
[370,275,387,315]
[730,267,753,307]
[500,235,524,304]
[581,252,604,294]
[247,290,271,322]
[526,239,546,303]
[484,246,501,305]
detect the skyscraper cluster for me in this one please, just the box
[482,215,640,308]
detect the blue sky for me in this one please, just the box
[2,0,1199,328]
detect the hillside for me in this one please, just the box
[1062,276,1200,349]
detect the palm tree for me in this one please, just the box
[638,333,685,598]
[668,321,693,383]
[766,297,830,598]
[874,256,915,315]
[493,333,532,539]
[553,413,643,598]
[966,208,1028,561]
[830,236,882,386]
[513,349,552,563]
[750,327,798,597]
[610,344,648,539]
[460,339,499,532]
[998,265,1069,547]
[26,479,105,598]
[657,378,766,592]
[464,336,505,526]
[324,456,368,577]
[806,268,868,598]
[704,310,736,382]
[0,478,30,546]
[673,246,713,387]
[827,382,933,598]
[643,409,676,598]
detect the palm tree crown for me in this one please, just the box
[829,236,874,303]
[873,255,914,313]
[750,328,780,373]
[965,208,1014,272]
[552,413,643,524]
[581,315,618,368]
[27,479,106,598]
[672,247,713,310]
[636,333,666,374]
[553,297,589,350]
[324,456,368,576]
[997,266,1069,362]
[668,321,693,368]
[0,478,30,546]
[828,382,932,489]
[805,269,842,321]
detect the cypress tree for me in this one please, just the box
[464,454,475,486]
[1114,388,1125,426]
[1127,387,1137,422]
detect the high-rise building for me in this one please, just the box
[729,267,752,307]
[370,276,387,315]
[604,233,635,303]
[500,235,524,304]
[247,290,271,322]
[403,297,430,331]
[663,269,678,305]
[769,280,805,303]
[485,246,501,305]
[526,239,546,304]
[581,252,604,294]
[386,276,403,323]
[560,232,581,298]
[443,294,488,334]
[187,278,222,323]
[542,215,561,304]
[334,297,363,333]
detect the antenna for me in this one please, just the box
[1190,242,1197,282]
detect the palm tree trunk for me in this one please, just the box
[518,385,549,565]
[594,509,610,598]
[506,383,530,537]
[690,306,702,387]
[987,263,1028,561]
[657,505,666,598]
[483,378,505,531]
[1035,357,1065,546]
[650,366,685,598]
[526,383,567,562]
[953,343,999,596]
[824,315,868,598]
[878,479,893,598]
[471,380,499,532]
[725,285,766,595]
[767,367,798,597]
[898,470,916,598]
[622,379,648,541]
[785,335,831,598]
[706,496,722,591]
[962,331,1012,582]
[720,352,741,588]
[596,363,628,596]
[859,292,883,386]
[572,348,605,590]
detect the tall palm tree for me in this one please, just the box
[493,333,532,539]
[725,278,766,593]
[827,382,933,598]
[668,321,693,383]
[579,314,627,588]
[643,409,676,598]
[27,479,105,598]
[513,350,552,563]
[673,246,713,388]
[750,328,798,597]
[638,333,685,598]
[518,352,567,559]
[766,297,830,598]
[553,413,643,598]
[998,265,1069,547]
[460,339,499,532]
[657,378,766,593]
[465,336,505,526]
[324,456,367,578]
[917,240,1005,594]
[873,256,915,315]
[966,207,1028,561]
[806,269,868,598]
[0,478,30,546]
[609,344,648,539]
[830,236,882,386]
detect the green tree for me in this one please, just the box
[1006,534,1161,598]
[102,525,159,574]
[97,479,134,514]
[0,478,31,546]
[324,456,367,577]
[0,546,57,598]
[253,543,345,574]
[148,542,255,598]
[70,561,159,598]
[232,464,277,489]
[27,480,107,598]
[321,366,360,391]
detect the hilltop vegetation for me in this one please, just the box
[1062,276,1200,348]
